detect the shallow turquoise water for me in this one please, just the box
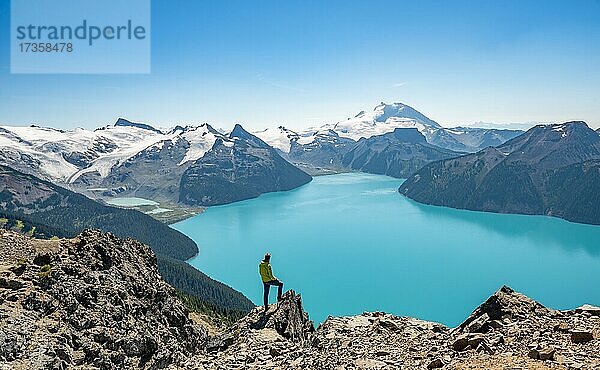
[174,173,600,326]
[105,197,159,207]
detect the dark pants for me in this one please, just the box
[263,279,283,308]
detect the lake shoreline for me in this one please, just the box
[174,173,600,326]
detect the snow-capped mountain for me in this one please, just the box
[254,102,522,156]
[0,119,224,184]
[330,102,442,141]
[252,102,522,176]
[180,125,311,206]
[253,126,299,153]
[428,126,522,152]
[0,103,525,206]
[0,119,312,204]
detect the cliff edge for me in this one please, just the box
[1,230,599,369]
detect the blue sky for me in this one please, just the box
[1,0,600,130]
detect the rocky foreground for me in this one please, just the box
[1,230,599,369]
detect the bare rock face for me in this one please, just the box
[192,285,600,369]
[2,230,599,370]
[243,290,315,343]
[457,285,550,335]
[0,229,206,369]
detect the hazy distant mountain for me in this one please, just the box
[341,128,462,178]
[179,125,312,206]
[330,102,443,141]
[428,127,522,152]
[399,121,600,225]
[457,121,551,131]
[254,103,522,173]
[0,119,312,206]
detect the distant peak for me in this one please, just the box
[229,124,271,149]
[538,121,588,130]
[230,123,247,137]
[375,102,407,109]
[114,118,163,134]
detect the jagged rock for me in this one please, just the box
[241,290,315,344]
[427,358,444,368]
[0,229,206,369]
[458,286,549,332]
[528,348,540,359]
[571,330,593,343]
[465,312,490,333]
[3,230,600,370]
[528,347,555,360]
[453,333,486,351]
[378,318,400,332]
[206,332,234,352]
[576,304,600,317]
[538,347,556,361]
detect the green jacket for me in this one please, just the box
[259,261,275,282]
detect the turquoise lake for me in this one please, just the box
[174,173,600,326]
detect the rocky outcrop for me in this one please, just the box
[2,230,599,370]
[0,229,205,369]
[193,285,600,370]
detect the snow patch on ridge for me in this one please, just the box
[253,126,299,153]
[0,121,227,183]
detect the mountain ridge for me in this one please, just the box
[341,128,463,178]
[399,121,600,225]
[0,119,313,209]
[254,102,522,155]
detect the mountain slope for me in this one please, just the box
[399,121,600,225]
[429,126,523,152]
[253,102,522,174]
[2,230,599,369]
[180,125,312,206]
[0,229,205,369]
[0,164,197,260]
[341,128,462,178]
[0,165,255,323]
[157,256,255,321]
[0,120,312,208]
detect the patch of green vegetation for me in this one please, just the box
[0,217,8,227]
[157,256,254,322]
[38,264,52,279]
[135,202,204,225]
[25,226,36,236]
[16,258,27,267]
[14,219,25,230]
[50,236,60,240]
[175,290,237,327]
[40,264,51,272]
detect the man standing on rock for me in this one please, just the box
[259,253,284,311]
